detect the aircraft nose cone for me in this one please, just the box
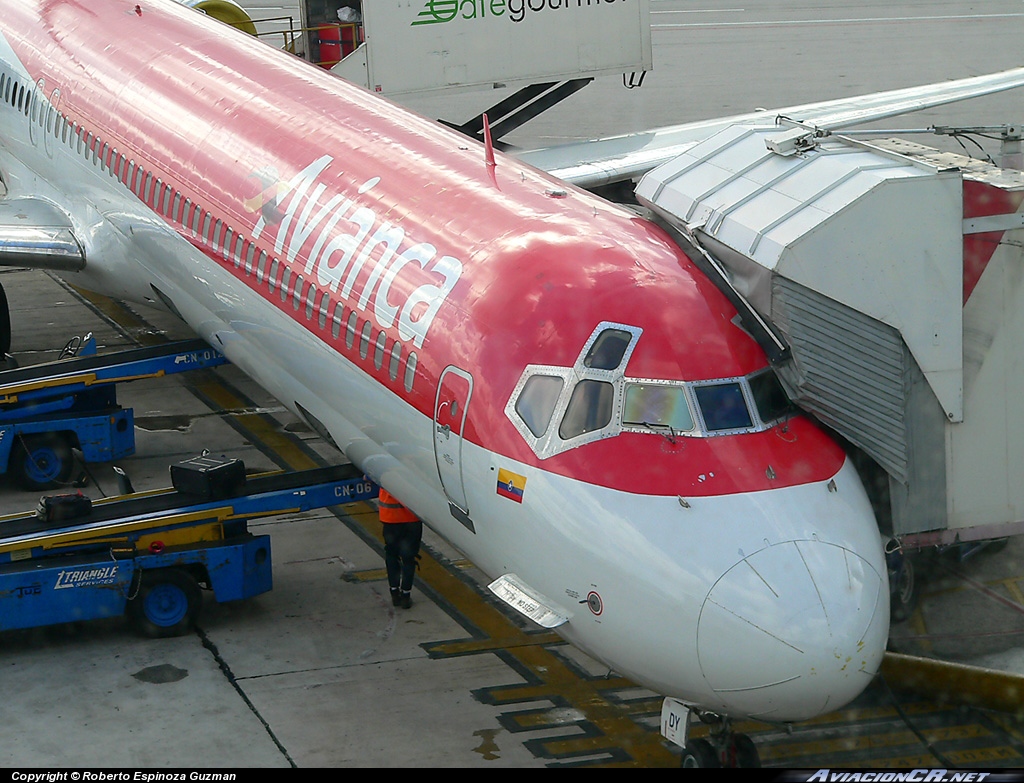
[697,540,888,721]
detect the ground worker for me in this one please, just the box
[377,488,422,609]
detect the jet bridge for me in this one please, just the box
[636,125,1024,545]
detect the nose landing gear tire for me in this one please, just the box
[679,714,762,768]
[681,739,720,768]
[729,733,761,768]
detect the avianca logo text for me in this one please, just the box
[413,0,631,26]
[251,156,462,349]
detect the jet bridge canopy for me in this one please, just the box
[637,124,1024,542]
[638,124,964,426]
[637,125,970,537]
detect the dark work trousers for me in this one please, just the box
[383,520,422,592]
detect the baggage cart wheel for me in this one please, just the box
[129,568,202,638]
[11,433,74,490]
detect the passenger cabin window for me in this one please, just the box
[268,259,280,293]
[374,331,386,369]
[404,352,417,392]
[623,384,694,433]
[279,267,291,301]
[318,292,330,328]
[331,303,344,339]
[388,343,402,381]
[345,311,358,349]
[305,283,317,319]
[559,380,614,439]
[515,375,564,437]
[359,320,372,359]
[583,328,632,370]
[694,382,753,432]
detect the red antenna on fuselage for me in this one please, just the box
[482,113,496,174]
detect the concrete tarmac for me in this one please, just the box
[0,269,559,768]
[3,1,1024,770]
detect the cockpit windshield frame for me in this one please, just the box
[505,324,796,459]
[504,322,642,459]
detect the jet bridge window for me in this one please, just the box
[559,380,614,440]
[694,382,753,432]
[623,383,694,433]
[515,374,564,437]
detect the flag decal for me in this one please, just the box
[496,468,526,503]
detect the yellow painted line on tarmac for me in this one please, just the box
[988,711,1024,746]
[767,722,993,763]
[905,605,933,654]
[84,285,1024,767]
[74,287,678,766]
[882,651,1024,716]
[867,745,1023,767]
[1005,577,1024,608]
[69,285,168,347]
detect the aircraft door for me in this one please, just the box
[434,366,473,515]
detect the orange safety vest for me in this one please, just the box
[378,488,419,523]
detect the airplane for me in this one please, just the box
[2,0,1023,768]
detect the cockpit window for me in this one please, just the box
[507,323,798,458]
[583,328,632,370]
[559,380,614,439]
[623,384,694,432]
[748,370,794,424]
[515,374,564,437]
[693,382,753,432]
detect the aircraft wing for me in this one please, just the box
[0,196,85,271]
[517,66,1024,189]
